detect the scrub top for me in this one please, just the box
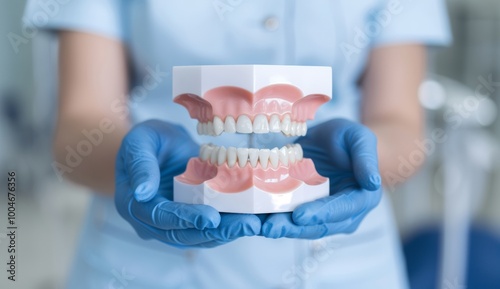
[24,1,451,288]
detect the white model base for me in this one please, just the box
[174,179,330,214]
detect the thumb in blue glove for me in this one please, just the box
[261,119,382,239]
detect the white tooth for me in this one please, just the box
[202,122,208,135]
[224,116,236,133]
[248,148,259,168]
[294,124,300,136]
[279,146,289,166]
[205,122,211,135]
[253,114,269,133]
[281,114,291,135]
[299,122,308,136]
[237,148,249,168]
[199,144,205,158]
[295,144,303,160]
[213,116,224,136]
[203,144,215,161]
[236,115,253,133]
[197,122,203,135]
[210,146,219,164]
[297,122,303,136]
[269,114,281,133]
[227,147,237,168]
[207,121,215,136]
[269,148,279,169]
[199,144,208,161]
[217,146,227,165]
[288,145,296,164]
[290,122,298,136]
[259,149,270,169]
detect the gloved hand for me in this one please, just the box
[115,120,261,248]
[261,119,382,239]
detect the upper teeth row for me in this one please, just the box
[200,143,303,169]
[197,114,307,136]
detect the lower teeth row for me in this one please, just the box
[199,143,303,169]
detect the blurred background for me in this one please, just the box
[0,0,499,288]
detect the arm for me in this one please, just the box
[361,44,426,186]
[53,31,130,195]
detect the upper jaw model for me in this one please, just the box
[173,65,331,214]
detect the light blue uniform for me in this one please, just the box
[24,1,451,288]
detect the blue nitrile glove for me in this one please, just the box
[261,119,382,239]
[115,120,261,248]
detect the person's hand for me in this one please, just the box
[261,119,382,239]
[115,120,261,248]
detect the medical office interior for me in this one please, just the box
[1,0,499,288]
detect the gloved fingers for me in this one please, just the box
[262,213,329,239]
[297,119,353,169]
[119,124,163,202]
[114,177,134,214]
[256,213,270,223]
[262,212,368,239]
[194,240,232,248]
[130,195,221,230]
[144,120,199,166]
[129,223,232,249]
[296,119,381,191]
[163,237,232,249]
[162,213,261,246]
[133,215,259,248]
[163,239,231,249]
[130,223,156,240]
[261,213,294,238]
[344,125,381,191]
[292,188,382,226]
[190,233,260,248]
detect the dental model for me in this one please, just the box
[173,65,331,213]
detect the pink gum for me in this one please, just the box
[173,84,330,122]
[175,158,328,194]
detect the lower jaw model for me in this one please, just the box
[173,65,332,214]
